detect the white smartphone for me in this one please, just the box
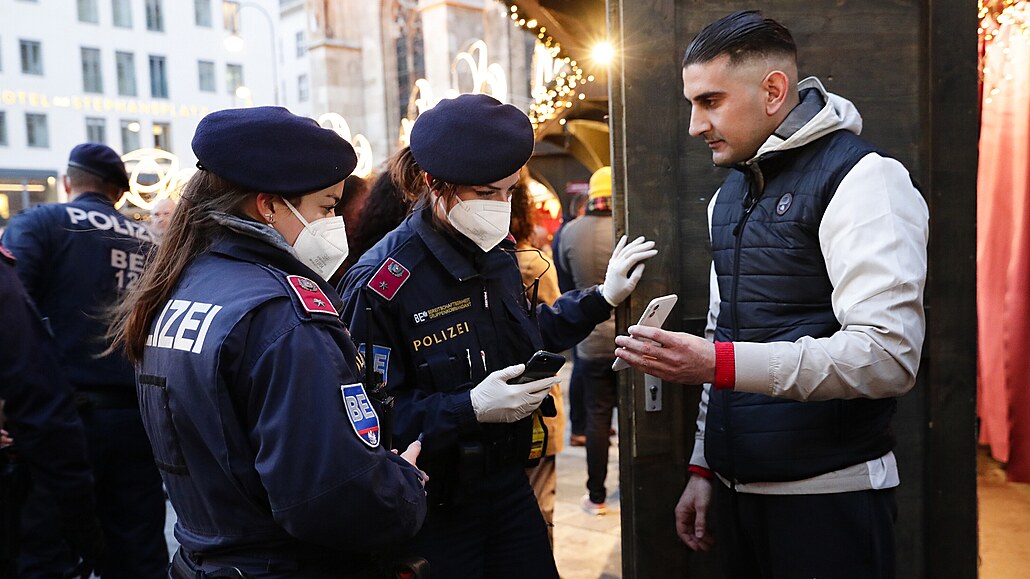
[612,294,678,371]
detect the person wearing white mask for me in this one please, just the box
[339,94,658,578]
[107,106,429,578]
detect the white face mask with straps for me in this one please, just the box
[282,198,349,281]
[446,197,512,252]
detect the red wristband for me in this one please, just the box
[713,341,735,390]
[688,465,714,479]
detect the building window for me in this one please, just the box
[393,2,425,122]
[197,60,216,92]
[298,74,309,102]
[145,0,164,32]
[116,51,136,96]
[112,0,132,28]
[194,0,211,27]
[86,117,107,143]
[152,122,171,151]
[226,63,244,94]
[121,119,141,152]
[78,0,99,23]
[20,40,43,75]
[26,113,48,148]
[149,55,168,98]
[295,31,305,57]
[0,112,7,146]
[81,47,103,93]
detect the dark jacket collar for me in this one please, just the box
[409,204,481,282]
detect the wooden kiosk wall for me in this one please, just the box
[606,1,979,577]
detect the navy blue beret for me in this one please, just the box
[410,94,535,186]
[68,143,130,189]
[192,106,357,195]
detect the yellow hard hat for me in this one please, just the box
[588,166,612,199]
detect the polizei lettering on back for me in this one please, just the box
[145,299,223,354]
[66,206,154,242]
[411,321,471,352]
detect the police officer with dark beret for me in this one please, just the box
[108,106,428,578]
[0,246,103,578]
[339,94,657,578]
[2,143,168,577]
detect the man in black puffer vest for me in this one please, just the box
[613,11,928,579]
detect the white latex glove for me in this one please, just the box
[601,235,659,306]
[469,364,558,423]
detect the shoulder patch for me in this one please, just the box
[0,245,16,264]
[286,275,338,316]
[340,383,381,448]
[367,258,410,301]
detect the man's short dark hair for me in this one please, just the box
[682,10,796,68]
[66,166,124,197]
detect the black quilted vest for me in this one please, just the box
[705,129,897,484]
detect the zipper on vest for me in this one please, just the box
[729,165,762,339]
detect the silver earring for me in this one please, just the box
[266,213,275,224]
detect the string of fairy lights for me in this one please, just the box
[978,0,1029,104]
[500,1,597,129]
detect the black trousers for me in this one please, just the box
[19,407,167,579]
[714,481,897,579]
[580,357,617,504]
[401,464,558,579]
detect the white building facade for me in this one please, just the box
[0,0,277,219]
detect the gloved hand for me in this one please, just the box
[601,235,658,306]
[469,364,558,423]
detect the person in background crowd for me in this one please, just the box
[340,94,657,578]
[551,191,588,447]
[614,12,928,578]
[149,197,177,242]
[337,151,416,277]
[557,166,618,516]
[0,247,104,579]
[510,171,564,547]
[334,174,371,273]
[107,107,428,579]
[2,143,167,578]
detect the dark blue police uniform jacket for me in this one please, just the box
[138,226,426,573]
[0,249,95,511]
[2,191,154,394]
[340,206,611,505]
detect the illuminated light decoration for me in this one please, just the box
[979,0,1030,104]
[117,148,195,211]
[318,113,376,178]
[399,40,508,145]
[499,1,603,129]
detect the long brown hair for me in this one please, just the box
[388,146,461,231]
[108,171,257,363]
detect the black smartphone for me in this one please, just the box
[509,350,567,384]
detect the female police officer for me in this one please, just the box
[109,107,427,578]
[339,94,656,578]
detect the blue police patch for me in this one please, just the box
[340,383,381,448]
[357,343,391,386]
[776,192,793,216]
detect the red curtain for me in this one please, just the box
[977,4,1030,482]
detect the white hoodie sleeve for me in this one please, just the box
[730,152,929,401]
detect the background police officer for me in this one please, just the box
[0,246,103,578]
[2,144,167,578]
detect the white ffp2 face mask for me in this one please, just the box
[447,198,511,252]
[283,199,349,281]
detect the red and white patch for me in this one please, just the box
[286,275,338,316]
[0,246,15,263]
[367,258,410,301]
